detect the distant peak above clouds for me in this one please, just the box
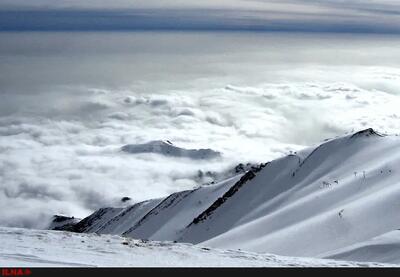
[121,140,221,160]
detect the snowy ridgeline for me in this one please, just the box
[51,128,400,264]
[0,227,393,267]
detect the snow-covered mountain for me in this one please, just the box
[52,128,400,264]
[121,140,221,160]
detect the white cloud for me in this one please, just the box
[1,32,400,228]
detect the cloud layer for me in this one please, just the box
[1,32,400,228]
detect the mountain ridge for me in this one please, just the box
[50,128,400,263]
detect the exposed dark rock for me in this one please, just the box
[121,197,131,203]
[188,163,268,226]
[49,215,80,232]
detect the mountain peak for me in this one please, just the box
[121,140,221,160]
[350,128,385,139]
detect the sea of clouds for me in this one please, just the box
[1,32,400,228]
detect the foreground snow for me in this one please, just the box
[321,230,400,264]
[0,227,393,267]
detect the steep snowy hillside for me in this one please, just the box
[61,175,245,239]
[0,227,392,267]
[55,128,400,263]
[195,128,400,257]
[121,140,221,159]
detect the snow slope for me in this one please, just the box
[121,140,221,159]
[0,227,392,267]
[195,129,400,257]
[61,175,244,241]
[56,128,400,263]
[321,230,400,264]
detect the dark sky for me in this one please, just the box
[1,0,400,33]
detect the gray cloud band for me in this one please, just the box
[1,1,400,33]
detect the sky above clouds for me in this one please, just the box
[1,0,400,33]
